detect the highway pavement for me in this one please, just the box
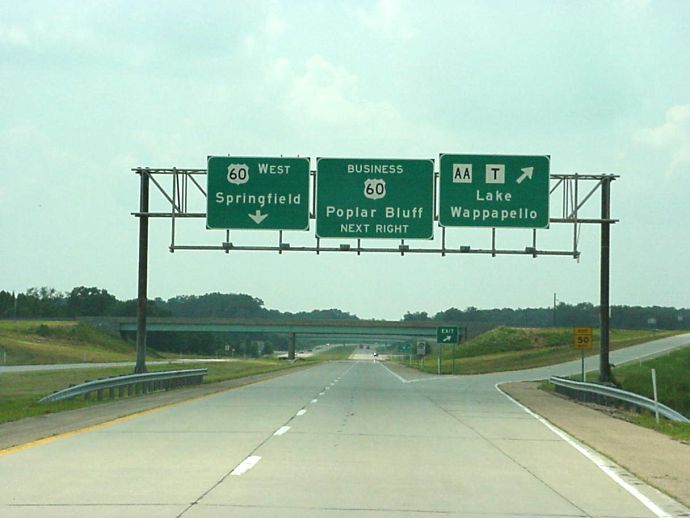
[0,333,688,517]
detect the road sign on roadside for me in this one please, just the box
[573,327,593,350]
[417,341,427,356]
[439,154,550,228]
[207,156,310,230]
[316,158,434,239]
[436,327,459,344]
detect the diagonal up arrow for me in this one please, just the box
[516,167,534,184]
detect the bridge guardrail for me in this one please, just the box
[550,376,689,423]
[39,368,208,403]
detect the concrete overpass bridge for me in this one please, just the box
[85,317,487,359]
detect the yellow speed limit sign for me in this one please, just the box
[573,327,593,350]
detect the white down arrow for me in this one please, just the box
[249,210,268,224]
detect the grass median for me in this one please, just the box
[0,359,305,425]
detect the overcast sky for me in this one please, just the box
[1,0,688,320]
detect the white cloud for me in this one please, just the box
[264,12,286,38]
[352,0,415,40]
[264,54,452,154]
[637,105,690,176]
[0,23,30,46]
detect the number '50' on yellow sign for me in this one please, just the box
[573,327,594,350]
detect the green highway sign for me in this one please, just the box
[316,158,434,239]
[436,327,459,344]
[207,156,310,230]
[439,154,550,228]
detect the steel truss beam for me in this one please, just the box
[132,167,617,259]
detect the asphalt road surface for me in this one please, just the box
[1,334,688,517]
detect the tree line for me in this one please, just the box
[1,286,688,330]
[406,303,690,330]
[0,287,358,321]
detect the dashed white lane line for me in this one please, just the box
[230,455,261,476]
[319,391,325,395]
[296,409,307,416]
[325,386,330,390]
[273,426,290,436]
[311,398,318,403]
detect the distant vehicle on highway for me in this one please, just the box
[373,352,378,357]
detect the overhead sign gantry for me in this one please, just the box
[133,153,618,384]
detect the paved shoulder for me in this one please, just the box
[501,381,690,510]
[0,364,316,451]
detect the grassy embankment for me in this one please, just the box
[0,320,158,364]
[575,346,690,440]
[401,327,682,375]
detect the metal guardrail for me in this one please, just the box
[550,376,689,423]
[39,368,208,403]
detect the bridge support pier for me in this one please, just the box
[288,332,296,360]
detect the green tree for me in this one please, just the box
[0,291,17,317]
[403,311,430,321]
[67,286,117,316]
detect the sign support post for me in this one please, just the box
[599,177,612,383]
[581,349,586,382]
[574,327,593,382]
[452,341,456,375]
[135,169,149,374]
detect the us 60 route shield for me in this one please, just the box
[207,156,310,230]
[316,158,434,240]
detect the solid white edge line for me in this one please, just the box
[273,426,290,436]
[377,361,409,383]
[296,409,307,416]
[495,383,671,518]
[230,455,261,476]
[377,360,448,384]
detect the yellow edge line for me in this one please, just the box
[0,406,165,456]
[0,365,309,457]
